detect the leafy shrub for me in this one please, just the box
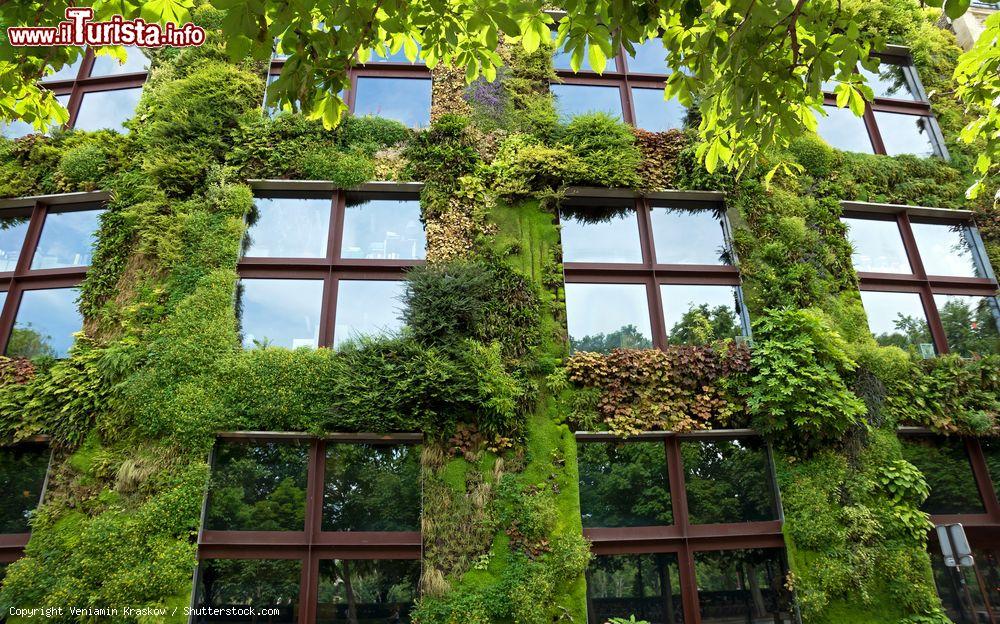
[298,146,375,187]
[487,133,581,199]
[560,113,642,188]
[57,142,108,190]
[337,115,412,152]
[404,115,481,181]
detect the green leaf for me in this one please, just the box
[522,22,540,53]
[848,86,866,117]
[944,0,971,19]
[140,0,193,24]
[587,39,608,74]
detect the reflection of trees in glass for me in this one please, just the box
[317,559,419,624]
[0,444,49,533]
[900,436,984,515]
[667,304,741,345]
[937,298,1000,357]
[571,324,653,353]
[978,439,1000,504]
[578,442,672,527]
[694,549,793,623]
[197,558,300,621]
[871,312,932,351]
[323,443,420,532]
[6,324,56,359]
[205,440,308,531]
[586,553,683,624]
[681,439,776,525]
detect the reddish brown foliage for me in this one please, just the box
[633,128,688,191]
[0,356,35,385]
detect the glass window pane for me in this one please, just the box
[910,222,987,278]
[323,443,420,531]
[238,279,323,349]
[74,87,143,132]
[874,111,937,157]
[841,217,912,274]
[333,280,406,348]
[368,43,424,64]
[560,210,642,263]
[9,287,82,359]
[661,285,743,344]
[353,77,431,128]
[695,549,795,624]
[682,438,777,524]
[205,439,309,531]
[816,105,874,153]
[41,55,83,82]
[317,559,419,623]
[1,119,36,140]
[552,34,600,72]
[341,197,425,260]
[565,283,653,353]
[900,436,984,515]
[244,197,330,258]
[649,206,729,265]
[89,47,150,76]
[0,213,31,271]
[627,39,669,74]
[0,443,49,533]
[979,438,1000,504]
[31,208,103,269]
[632,88,686,132]
[578,441,672,528]
[586,553,684,624]
[551,84,624,121]
[933,294,1000,357]
[859,64,921,101]
[195,559,301,623]
[859,291,933,354]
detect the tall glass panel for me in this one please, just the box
[317,559,419,624]
[649,207,729,265]
[205,439,309,531]
[560,210,642,263]
[627,39,669,74]
[323,443,420,531]
[89,47,150,75]
[243,197,330,258]
[632,88,686,132]
[551,84,624,121]
[586,553,684,624]
[933,294,1000,357]
[0,443,49,533]
[661,285,743,345]
[341,197,425,260]
[682,438,777,525]
[841,217,912,274]
[873,112,937,157]
[238,279,323,349]
[980,438,1000,505]
[578,441,673,527]
[194,559,301,623]
[910,222,986,278]
[859,64,921,101]
[815,106,874,153]
[859,291,933,354]
[900,436,984,515]
[74,88,143,132]
[31,208,104,269]
[694,549,795,624]
[565,282,653,353]
[353,77,432,128]
[9,287,82,358]
[333,280,406,348]
[0,212,31,271]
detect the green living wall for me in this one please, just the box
[0,0,997,623]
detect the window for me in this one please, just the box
[561,196,745,352]
[578,432,792,624]
[0,442,50,564]
[900,435,984,515]
[237,189,424,349]
[816,56,945,157]
[196,434,421,623]
[843,206,1000,356]
[0,198,103,358]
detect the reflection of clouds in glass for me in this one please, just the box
[353,77,431,128]
[560,210,642,263]
[910,222,983,278]
[10,287,82,358]
[565,283,651,352]
[341,198,425,260]
[244,197,330,258]
[0,216,30,272]
[31,209,104,269]
[551,84,623,121]
[859,290,930,346]
[858,65,920,101]
[0,119,35,140]
[239,279,323,349]
[41,54,83,82]
[632,88,686,132]
[815,106,874,153]
[90,47,150,76]
[873,111,936,157]
[74,88,143,132]
[661,284,742,340]
[649,207,728,265]
[841,217,911,273]
[333,280,406,348]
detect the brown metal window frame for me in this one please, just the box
[560,191,747,349]
[38,48,148,130]
[577,429,787,624]
[238,184,425,349]
[195,432,422,624]
[0,191,109,356]
[0,435,53,564]
[843,202,1000,355]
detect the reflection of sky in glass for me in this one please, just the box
[239,279,323,349]
[41,54,83,82]
[859,65,919,101]
[334,280,406,347]
[860,290,930,346]
[650,207,728,265]
[632,88,685,132]
[627,39,668,74]
[0,119,35,140]
[551,84,623,121]
[341,198,425,260]
[244,197,330,258]
[565,283,651,352]
[0,291,6,311]
[552,33,596,71]
[910,222,983,278]
[353,77,431,128]
[0,216,30,271]
[933,294,1000,356]
[90,47,150,76]
[74,88,143,132]
[661,284,741,338]
[31,209,103,269]
[10,288,82,358]
[874,112,936,157]
[560,211,642,263]
[841,217,911,273]
[816,106,874,153]
[368,42,423,64]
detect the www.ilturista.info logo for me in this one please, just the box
[7,7,205,47]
